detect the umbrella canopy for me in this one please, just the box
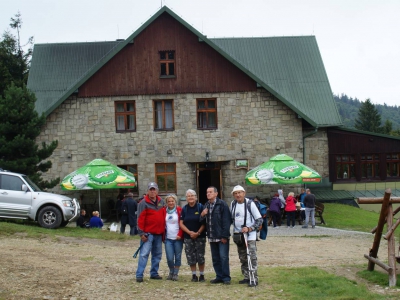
[60,159,136,216]
[245,154,321,185]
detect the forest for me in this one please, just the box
[334,94,400,131]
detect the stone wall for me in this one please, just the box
[37,88,325,206]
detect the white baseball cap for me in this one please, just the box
[231,185,245,194]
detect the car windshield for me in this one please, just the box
[22,175,41,192]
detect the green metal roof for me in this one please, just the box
[333,126,400,140]
[27,5,343,128]
[312,189,355,201]
[28,41,120,115]
[211,37,342,127]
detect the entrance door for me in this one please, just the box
[196,162,222,204]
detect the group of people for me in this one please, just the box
[135,182,263,287]
[76,209,104,228]
[268,188,317,228]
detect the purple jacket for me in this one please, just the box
[269,197,281,213]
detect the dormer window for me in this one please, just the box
[160,51,175,78]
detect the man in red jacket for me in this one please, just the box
[135,182,165,282]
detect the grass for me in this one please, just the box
[0,218,135,241]
[318,203,386,232]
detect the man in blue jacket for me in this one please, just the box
[200,186,231,284]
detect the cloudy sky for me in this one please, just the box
[1,0,399,106]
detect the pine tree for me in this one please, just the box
[0,84,60,189]
[0,13,59,189]
[354,99,382,133]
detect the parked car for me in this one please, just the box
[0,168,80,229]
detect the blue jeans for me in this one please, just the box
[164,239,183,270]
[210,241,231,282]
[305,208,315,226]
[136,234,162,278]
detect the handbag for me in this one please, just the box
[233,232,244,246]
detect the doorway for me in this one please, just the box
[196,162,222,204]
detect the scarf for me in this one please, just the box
[167,205,176,214]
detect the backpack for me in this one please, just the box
[231,198,261,230]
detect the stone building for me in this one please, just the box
[27,6,347,208]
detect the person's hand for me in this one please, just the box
[221,238,228,244]
[201,208,208,217]
[241,227,250,233]
[176,236,181,240]
[140,235,148,242]
[189,231,197,239]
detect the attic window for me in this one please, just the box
[159,51,175,78]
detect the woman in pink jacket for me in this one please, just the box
[285,192,297,228]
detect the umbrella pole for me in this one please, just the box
[98,190,101,217]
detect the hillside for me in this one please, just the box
[334,94,400,131]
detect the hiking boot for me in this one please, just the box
[136,278,143,283]
[210,278,223,284]
[172,274,178,281]
[150,275,162,280]
[239,279,250,284]
[302,225,308,228]
[191,274,199,282]
[223,281,231,285]
[248,281,258,287]
[199,275,205,282]
[312,225,315,229]
[167,273,173,280]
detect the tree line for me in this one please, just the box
[334,94,400,136]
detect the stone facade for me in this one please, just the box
[38,88,328,207]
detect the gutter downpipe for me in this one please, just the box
[302,127,318,188]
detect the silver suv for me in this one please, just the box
[0,168,80,229]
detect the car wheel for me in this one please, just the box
[59,220,69,227]
[38,206,62,229]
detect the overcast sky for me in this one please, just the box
[1,0,399,106]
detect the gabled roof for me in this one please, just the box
[27,6,342,127]
[331,126,400,140]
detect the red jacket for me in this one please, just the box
[162,206,184,240]
[285,196,297,212]
[137,195,165,235]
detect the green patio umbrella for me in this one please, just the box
[60,158,136,216]
[245,154,321,185]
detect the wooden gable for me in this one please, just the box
[78,12,256,97]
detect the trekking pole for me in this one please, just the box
[132,241,144,258]
[243,233,257,287]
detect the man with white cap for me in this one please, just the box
[136,182,165,282]
[230,185,263,287]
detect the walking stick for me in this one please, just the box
[243,233,257,287]
[132,241,144,258]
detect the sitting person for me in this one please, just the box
[76,209,89,228]
[90,211,103,228]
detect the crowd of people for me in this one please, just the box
[76,180,317,287]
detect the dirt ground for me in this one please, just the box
[0,232,399,299]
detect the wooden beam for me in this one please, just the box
[393,205,400,216]
[364,254,393,272]
[358,197,400,204]
[384,218,400,240]
[387,205,397,287]
[368,188,391,271]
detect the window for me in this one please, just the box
[118,165,138,195]
[335,155,355,180]
[361,154,380,178]
[115,101,136,132]
[154,100,174,130]
[159,51,175,77]
[197,98,217,129]
[0,175,24,191]
[386,153,399,177]
[155,163,176,193]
